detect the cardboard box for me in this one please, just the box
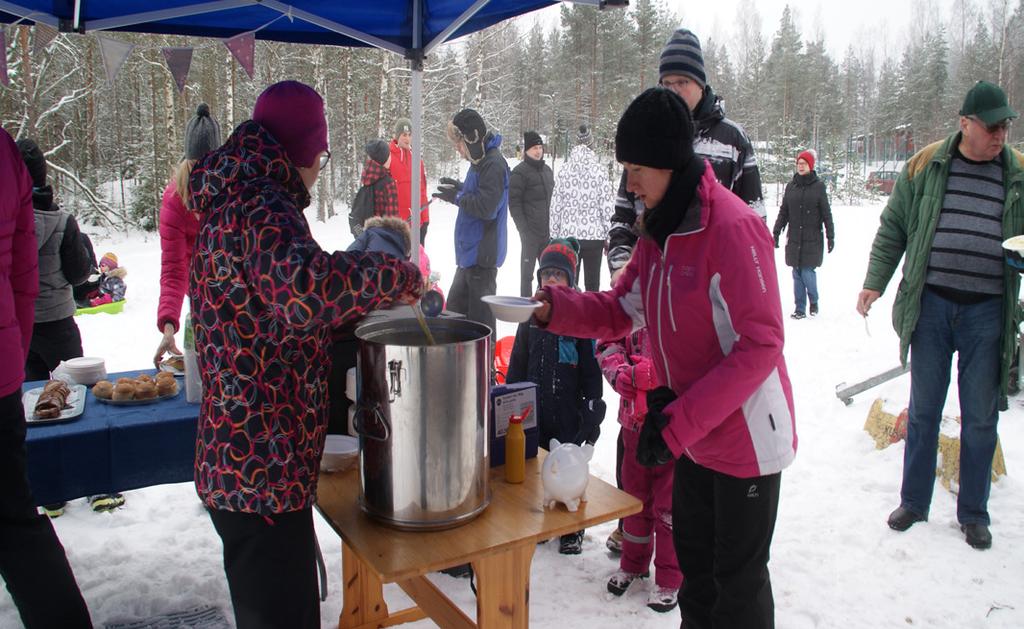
[490,382,539,467]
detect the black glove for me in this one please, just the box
[636,386,676,467]
[773,235,780,249]
[573,398,606,446]
[432,176,463,204]
[827,238,834,253]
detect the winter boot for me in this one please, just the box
[605,527,623,555]
[559,530,584,555]
[41,502,66,518]
[810,303,819,317]
[790,311,806,320]
[647,586,679,613]
[440,563,472,578]
[606,570,649,596]
[89,493,126,512]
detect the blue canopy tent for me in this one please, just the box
[0,0,627,245]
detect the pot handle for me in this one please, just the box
[353,401,390,442]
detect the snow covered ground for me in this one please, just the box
[2,177,1023,629]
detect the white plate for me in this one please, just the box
[95,387,180,405]
[322,435,359,472]
[158,362,186,378]
[481,295,542,323]
[22,384,87,425]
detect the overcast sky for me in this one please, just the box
[530,0,924,61]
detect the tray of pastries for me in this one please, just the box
[22,380,87,425]
[92,372,180,405]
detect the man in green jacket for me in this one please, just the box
[857,80,1023,550]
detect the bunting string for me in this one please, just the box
[0,10,292,91]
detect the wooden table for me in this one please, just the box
[316,453,641,629]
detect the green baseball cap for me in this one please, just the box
[960,80,1018,125]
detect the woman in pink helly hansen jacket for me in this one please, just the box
[535,86,795,629]
[542,161,796,478]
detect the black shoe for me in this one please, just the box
[961,523,992,549]
[887,506,925,531]
[790,311,806,320]
[809,303,819,316]
[559,530,584,555]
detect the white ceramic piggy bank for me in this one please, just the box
[541,439,594,512]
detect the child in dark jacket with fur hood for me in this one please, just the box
[507,237,605,555]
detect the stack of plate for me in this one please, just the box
[61,357,107,385]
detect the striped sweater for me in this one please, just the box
[925,150,1005,297]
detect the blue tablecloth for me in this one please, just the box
[23,370,199,505]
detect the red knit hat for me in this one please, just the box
[253,81,328,169]
[797,149,815,171]
[99,252,118,270]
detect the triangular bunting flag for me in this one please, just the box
[224,32,256,79]
[97,35,135,85]
[161,47,193,93]
[1,30,8,87]
[33,22,58,56]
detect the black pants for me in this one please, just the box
[208,507,319,629]
[448,265,498,334]
[326,337,359,435]
[419,221,429,245]
[577,239,605,292]
[673,455,780,629]
[25,317,84,382]
[0,391,91,628]
[519,234,547,297]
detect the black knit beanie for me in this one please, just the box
[523,130,543,150]
[16,139,47,188]
[184,103,221,160]
[615,87,695,170]
[365,139,390,165]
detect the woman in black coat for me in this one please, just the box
[772,149,835,319]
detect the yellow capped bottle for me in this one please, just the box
[505,415,526,483]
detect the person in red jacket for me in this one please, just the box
[533,88,795,629]
[153,103,221,368]
[189,81,423,629]
[389,117,430,244]
[0,127,92,627]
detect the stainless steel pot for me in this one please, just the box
[354,317,491,530]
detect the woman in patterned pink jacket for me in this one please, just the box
[188,82,423,629]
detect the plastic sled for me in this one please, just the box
[75,299,126,316]
[494,335,515,385]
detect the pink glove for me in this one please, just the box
[614,367,637,400]
[630,356,658,392]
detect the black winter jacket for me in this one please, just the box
[506,322,606,448]
[773,171,835,268]
[508,154,553,244]
[607,86,765,271]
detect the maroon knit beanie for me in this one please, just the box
[252,81,328,169]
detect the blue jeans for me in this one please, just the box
[902,288,1002,525]
[791,267,818,314]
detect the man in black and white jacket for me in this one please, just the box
[606,27,766,274]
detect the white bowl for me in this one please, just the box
[481,295,542,323]
[321,435,359,472]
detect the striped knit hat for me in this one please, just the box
[576,124,593,147]
[659,28,706,87]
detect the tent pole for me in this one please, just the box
[409,0,424,261]
[411,61,423,258]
